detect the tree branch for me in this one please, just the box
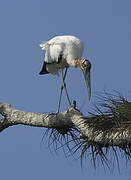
[0,101,130,147]
[0,92,131,168]
[0,102,74,130]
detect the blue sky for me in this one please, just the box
[0,0,131,179]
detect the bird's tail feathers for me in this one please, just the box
[39,41,48,50]
[39,62,49,75]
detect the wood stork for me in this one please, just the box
[39,35,91,112]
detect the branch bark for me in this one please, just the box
[0,102,131,149]
[0,102,74,131]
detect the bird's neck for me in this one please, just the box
[66,58,82,67]
[73,58,85,68]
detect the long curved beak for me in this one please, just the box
[82,68,91,100]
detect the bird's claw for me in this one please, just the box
[69,100,77,109]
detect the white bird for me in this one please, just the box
[39,35,91,112]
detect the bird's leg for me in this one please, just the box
[61,68,71,105]
[57,68,71,113]
[57,68,68,113]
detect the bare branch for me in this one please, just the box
[0,102,75,130]
[0,100,130,147]
[0,91,131,169]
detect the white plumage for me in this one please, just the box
[40,35,84,73]
[39,35,91,112]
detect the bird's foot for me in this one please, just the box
[72,100,77,108]
[68,100,81,113]
[55,110,59,114]
[68,100,77,109]
[55,107,61,114]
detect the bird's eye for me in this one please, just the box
[83,60,91,69]
[81,61,87,69]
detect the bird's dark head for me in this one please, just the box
[79,59,91,71]
[76,59,91,100]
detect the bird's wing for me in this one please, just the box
[49,42,66,62]
[40,35,84,64]
[41,41,66,63]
